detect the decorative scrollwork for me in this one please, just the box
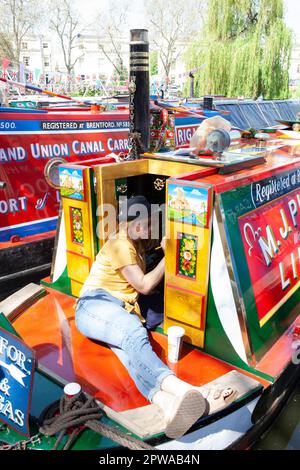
[153,178,165,191]
[117,184,128,194]
[128,81,136,94]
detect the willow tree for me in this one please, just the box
[185,0,292,99]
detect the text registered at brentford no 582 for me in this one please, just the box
[99,454,202,466]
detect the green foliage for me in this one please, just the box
[185,0,292,99]
[112,60,128,83]
[150,50,159,76]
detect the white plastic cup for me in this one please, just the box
[167,326,185,363]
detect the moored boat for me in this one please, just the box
[0,29,300,452]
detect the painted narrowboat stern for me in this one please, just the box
[0,30,300,451]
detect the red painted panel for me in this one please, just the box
[239,188,300,326]
[0,230,55,249]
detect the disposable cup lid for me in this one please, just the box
[167,326,185,338]
[64,382,81,396]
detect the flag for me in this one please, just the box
[34,68,41,83]
[19,63,25,83]
[2,58,10,71]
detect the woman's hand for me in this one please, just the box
[160,236,166,253]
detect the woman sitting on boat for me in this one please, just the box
[75,195,236,439]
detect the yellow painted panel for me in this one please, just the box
[165,286,204,328]
[67,251,91,284]
[165,221,211,294]
[94,158,206,244]
[95,159,148,185]
[147,159,202,177]
[70,279,83,298]
[94,160,148,243]
[163,180,213,349]
[60,165,96,262]
[62,198,92,258]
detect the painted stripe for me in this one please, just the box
[211,214,247,363]
[259,280,300,327]
[0,216,58,232]
[0,120,130,133]
[166,282,203,297]
[0,124,200,136]
[0,217,58,242]
[130,59,149,65]
[130,66,149,71]
[176,123,201,129]
[175,117,204,126]
[130,51,149,57]
[0,128,130,135]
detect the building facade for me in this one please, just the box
[290,43,300,85]
[18,33,129,89]
[14,35,300,96]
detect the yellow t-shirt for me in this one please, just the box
[80,230,145,319]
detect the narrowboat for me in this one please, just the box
[0,97,206,300]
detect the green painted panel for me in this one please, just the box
[41,267,72,296]
[0,313,21,338]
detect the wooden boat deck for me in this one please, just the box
[13,286,269,412]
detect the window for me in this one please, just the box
[23,56,30,66]
[22,42,28,50]
[44,57,50,67]
[43,43,48,49]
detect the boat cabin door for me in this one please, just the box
[164,178,213,348]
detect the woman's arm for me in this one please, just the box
[120,258,165,295]
[120,237,166,295]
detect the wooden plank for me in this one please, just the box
[0,283,47,321]
[103,403,166,438]
[147,158,201,176]
[37,362,165,438]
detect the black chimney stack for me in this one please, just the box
[128,29,150,158]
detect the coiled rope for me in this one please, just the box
[39,392,155,451]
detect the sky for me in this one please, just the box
[75,0,300,41]
[284,0,300,40]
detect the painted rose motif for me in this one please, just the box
[71,207,84,245]
[177,234,197,279]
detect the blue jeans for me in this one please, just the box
[139,290,164,330]
[75,288,174,401]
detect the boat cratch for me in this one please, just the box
[0,29,300,451]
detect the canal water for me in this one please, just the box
[253,381,300,450]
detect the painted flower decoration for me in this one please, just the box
[72,208,84,245]
[178,235,197,278]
